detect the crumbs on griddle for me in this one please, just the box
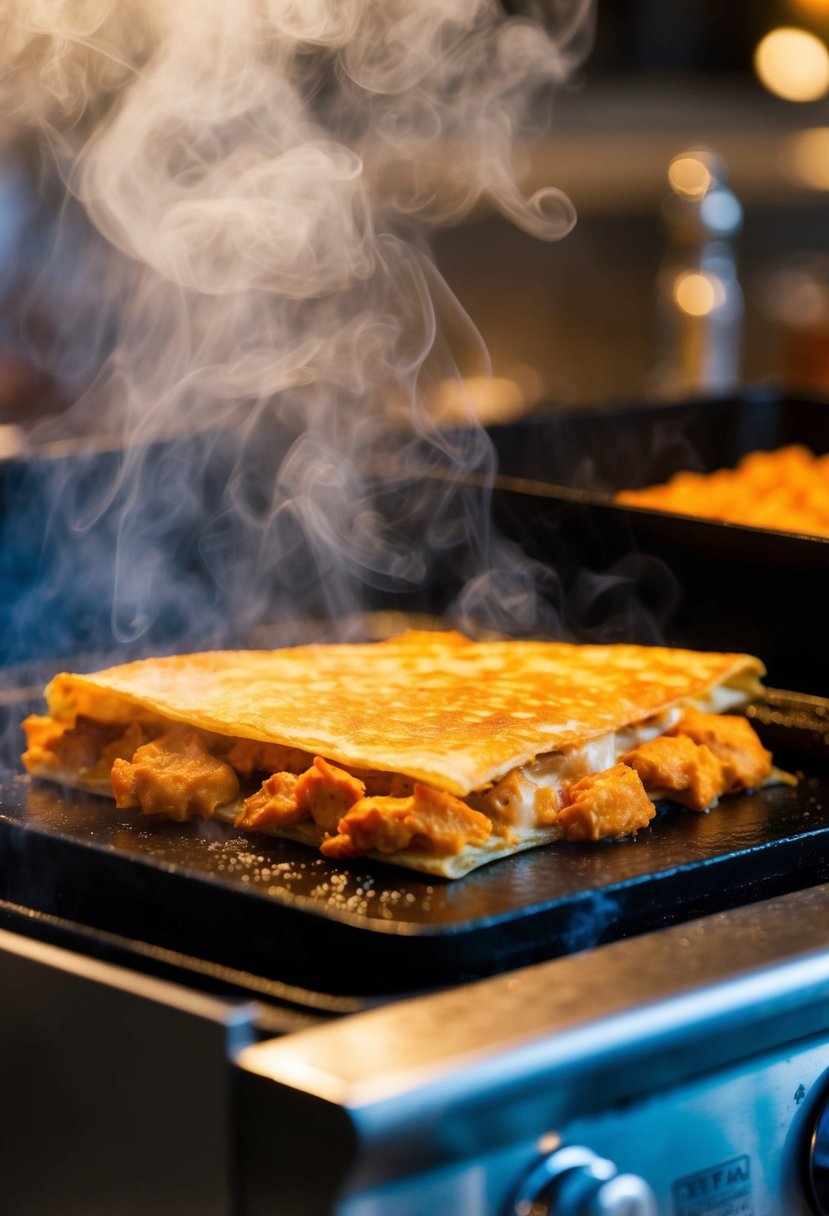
[207,837,309,886]
[311,876,435,918]
[309,870,379,916]
[202,835,435,916]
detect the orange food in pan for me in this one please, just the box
[617,445,829,537]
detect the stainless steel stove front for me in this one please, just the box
[237,883,829,1216]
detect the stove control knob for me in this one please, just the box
[510,1145,658,1216]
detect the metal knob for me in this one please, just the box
[510,1144,657,1216]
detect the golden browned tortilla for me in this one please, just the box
[21,630,779,878]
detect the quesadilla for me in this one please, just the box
[21,630,785,878]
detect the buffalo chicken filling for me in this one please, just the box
[23,708,773,859]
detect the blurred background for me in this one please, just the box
[434,0,829,415]
[6,0,829,443]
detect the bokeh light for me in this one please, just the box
[754,27,829,101]
[673,272,727,317]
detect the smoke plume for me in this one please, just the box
[0,0,593,662]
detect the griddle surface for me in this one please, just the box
[0,755,826,996]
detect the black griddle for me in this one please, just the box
[1,687,827,1000]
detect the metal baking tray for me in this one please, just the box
[1,680,827,1000]
[486,388,829,695]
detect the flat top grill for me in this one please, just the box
[1,684,827,1000]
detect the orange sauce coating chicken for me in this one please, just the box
[321,784,492,859]
[236,756,368,833]
[666,708,772,792]
[23,715,149,782]
[237,757,491,858]
[618,445,829,537]
[22,714,111,772]
[236,771,301,829]
[294,756,366,834]
[111,729,239,821]
[622,734,725,811]
[225,738,312,777]
[555,763,656,842]
[623,710,773,810]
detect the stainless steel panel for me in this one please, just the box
[341,1037,829,1215]
[0,927,259,1216]
[236,884,829,1211]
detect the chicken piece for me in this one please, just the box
[111,728,239,821]
[21,715,70,772]
[50,716,119,770]
[236,771,304,830]
[357,769,416,799]
[22,715,150,781]
[667,708,772,792]
[294,756,366,834]
[321,783,492,860]
[225,738,312,777]
[86,722,151,781]
[622,734,725,811]
[556,763,656,842]
[22,714,115,774]
[533,786,560,827]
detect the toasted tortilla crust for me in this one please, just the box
[40,631,764,798]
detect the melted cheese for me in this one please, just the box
[481,677,765,831]
[692,682,753,714]
[481,706,684,830]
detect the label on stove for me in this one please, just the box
[672,1155,752,1216]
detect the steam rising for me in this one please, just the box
[1,0,593,661]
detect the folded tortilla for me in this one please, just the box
[21,630,777,878]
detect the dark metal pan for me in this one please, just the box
[486,388,829,695]
[489,386,829,491]
[1,679,827,999]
